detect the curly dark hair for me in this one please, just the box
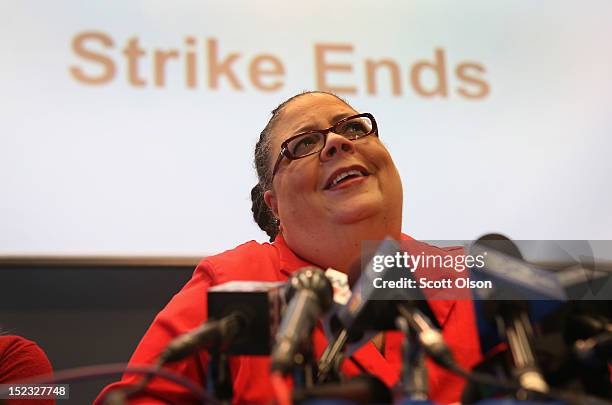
[251,91,352,241]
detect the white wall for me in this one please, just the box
[1,0,611,256]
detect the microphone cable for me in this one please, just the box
[0,362,215,405]
[116,312,246,401]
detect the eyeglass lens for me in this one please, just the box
[286,116,373,158]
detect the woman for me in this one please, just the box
[96,91,481,404]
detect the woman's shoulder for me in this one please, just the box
[195,240,283,284]
[0,335,44,359]
[0,335,53,383]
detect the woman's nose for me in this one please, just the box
[320,132,355,161]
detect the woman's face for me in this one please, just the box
[264,93,403,239]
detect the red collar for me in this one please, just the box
[273,233,312,279]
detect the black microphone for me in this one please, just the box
[159,280,285,363]
[469,234,550,396]
[318,238,440,383]
[336,239,437,335]
[293,375,392,404]
[270,267,333,374]
[160,312,247,364]
[207,280,286,355]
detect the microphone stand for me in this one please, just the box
[292,341,316,390]
[317,328,348,383]
[396,315,429,402]
[498,305,549,399]
[208,349,233,404]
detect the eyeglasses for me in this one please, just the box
[271,113,378,177]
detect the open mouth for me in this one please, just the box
[324,166,370,190]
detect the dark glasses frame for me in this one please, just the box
[271,113,378,177]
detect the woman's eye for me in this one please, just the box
[291,135,318,155]
[340,121,368,136]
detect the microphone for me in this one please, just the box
[318,238,440,383]
[207,280,286,355]
[160,280,285,363]
[292,375,392,404]
[270,267,333,374]
[468,234,553,396]
[465,236,612,402]
[160,312,247,364]
[336,238,439,335]
[468,234,567,354]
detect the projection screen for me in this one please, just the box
[1,0,611,257]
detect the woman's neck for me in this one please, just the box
[283,215,402,276]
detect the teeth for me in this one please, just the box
[331,169,364,187]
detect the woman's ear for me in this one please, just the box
[263,189,279,219]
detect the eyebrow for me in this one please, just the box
[293,112,355,135]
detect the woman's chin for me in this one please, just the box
[328,196,386,225]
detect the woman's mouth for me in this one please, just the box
[324,166,370,190]
[327,175,369,191]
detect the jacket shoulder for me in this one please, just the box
[197,240,281,284]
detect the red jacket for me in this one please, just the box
[96,235,481,404]
[0,335,55,405]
